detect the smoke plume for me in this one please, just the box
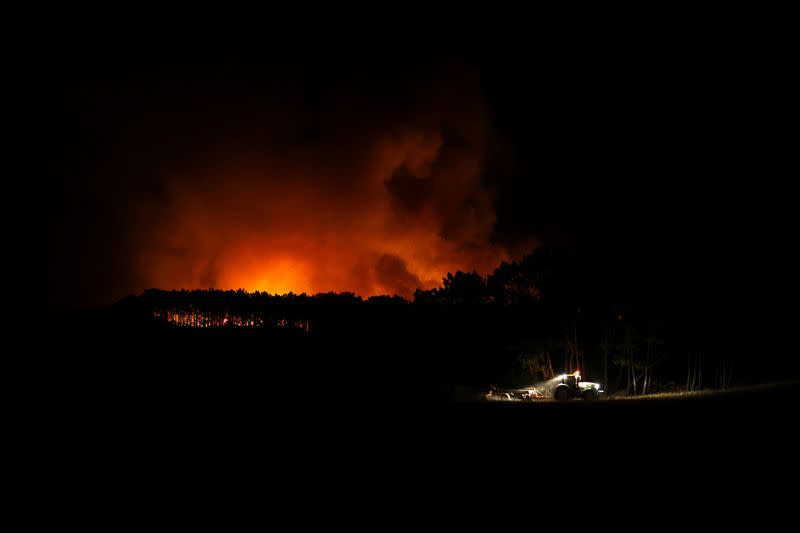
[51,61,523,302]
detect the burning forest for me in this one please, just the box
[7,7,796,529]
[41,61,532,307]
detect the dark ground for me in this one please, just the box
[6,319,798,531]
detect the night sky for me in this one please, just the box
[5,5,795,313]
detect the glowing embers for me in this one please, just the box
[152,309,310,332]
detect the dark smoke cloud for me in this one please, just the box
[42,60,526,304]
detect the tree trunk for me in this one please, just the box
[544,353,555,380]
[627,354,632,394]
[642,342,650,396]
[698,355,702,391]
[642,367,648,396]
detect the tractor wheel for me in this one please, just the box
[582,390,596,401]
[555,388,571,401]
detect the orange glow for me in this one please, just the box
[231,256,313,296]
[124,68,529,298]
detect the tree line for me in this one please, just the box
[117,247,749,394]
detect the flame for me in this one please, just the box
[232,256,313,296]
[61,63,530,302]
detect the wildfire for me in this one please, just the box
[153,308,311,332]
[69,63,527,302]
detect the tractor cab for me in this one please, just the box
[554,370,602,401]
[562,371,581,389]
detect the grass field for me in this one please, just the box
[8,366,798,530]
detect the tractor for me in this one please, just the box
[553,371,602,401]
